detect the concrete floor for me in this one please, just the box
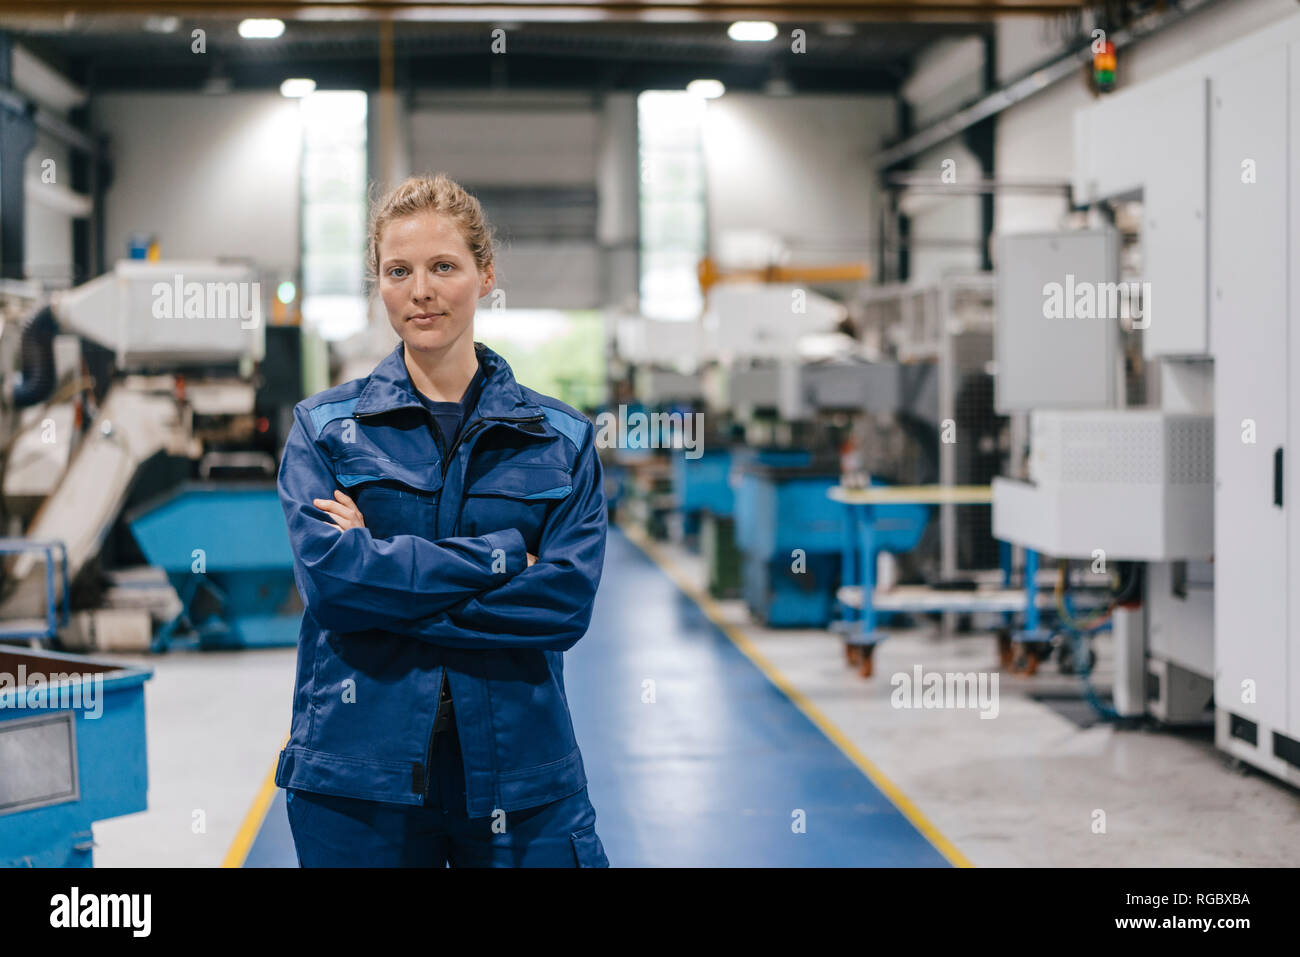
[89,526,1300,867]
[91,645,296,867]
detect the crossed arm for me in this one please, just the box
[281,403,607,652]
[314,488,539,568]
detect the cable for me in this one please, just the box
[1054,559,1113,631]
[1051,557,1146,721]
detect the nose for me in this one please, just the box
[411,271,433,303]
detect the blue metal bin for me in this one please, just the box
[0,645,151,867]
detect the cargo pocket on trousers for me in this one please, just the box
[570,823,608,868]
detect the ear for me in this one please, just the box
[480,263,495,299]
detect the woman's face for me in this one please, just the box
[377,209,494,358]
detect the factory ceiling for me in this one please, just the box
[0,1,1110,94]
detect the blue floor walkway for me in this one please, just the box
[242,527,953,866]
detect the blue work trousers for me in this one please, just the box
[285,716,609,867]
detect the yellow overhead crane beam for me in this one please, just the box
[697,256,870,295]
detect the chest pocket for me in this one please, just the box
[332,452,444,542]
[459,464,573,554]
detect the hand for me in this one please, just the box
[313,489,366,532]
[526,552,538,567]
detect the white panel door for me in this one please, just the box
[1210,46,1289,737]
[994,229,1119,412]
[1290,41,1300,741]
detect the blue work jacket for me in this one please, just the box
[273,340,606,816]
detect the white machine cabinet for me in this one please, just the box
[1069,11,1300,778]
[1210,36,1300,786]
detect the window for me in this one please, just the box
[638,91,707,321]
[299,91,368,341]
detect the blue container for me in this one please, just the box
[732,460,932,628]
[742,551,840,627]
[673,447,734,519]
[733,460,843,626]
[127,233,154,260]
[0,646,151,867]
[126,482,301,649]
[735,464,843,557]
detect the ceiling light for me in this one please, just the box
[687,79,725,99]
[280,78,317,98]
[238,18,284,39]
[728,21,778,42]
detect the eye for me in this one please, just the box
[387,265,408,278]
[436,262,453,273]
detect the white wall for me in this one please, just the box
[407,91,601,310]
[13,45,83,287]
[24,132,75,286]
[994,0,1297,238]
[898,37,987,283]
[905,142,984,284]
[701,93,896,270]
[92,92,301,274]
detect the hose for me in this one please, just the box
[12,304,58,408]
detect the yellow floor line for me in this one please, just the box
[222,734,289,868]
[619,521,974,868]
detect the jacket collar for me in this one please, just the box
[353,340,540,420]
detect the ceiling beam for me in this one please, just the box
[0,1,1100,23]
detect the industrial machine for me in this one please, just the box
[605,314,709,540]
[733,450,842,627]
[0,261,308,654]
[989,223,1207,698]
[0,258,318,866]
[702,280,956,628]
[824,277,1022,671]
[992,9,1300,788]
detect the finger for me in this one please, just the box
[313,498,346,515]
[334,489,356,505]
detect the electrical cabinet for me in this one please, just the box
[1211,38,1300,787]
[993,229,1120,413]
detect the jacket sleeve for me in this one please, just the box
[383,417,607,652]
[279,402,528,634]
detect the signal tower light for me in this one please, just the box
[1094,40,1117,92]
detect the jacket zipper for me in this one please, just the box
[420,412,546,798]
[439,413,546,480]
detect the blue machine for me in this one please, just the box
[672,447,734,538]
[126,481,301,650]
[735,456,934,628]
[0,645,151,866]
[734,456,845,627]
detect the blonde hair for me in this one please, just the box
[366,173,496,285]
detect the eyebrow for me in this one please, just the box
[381,252,462,265]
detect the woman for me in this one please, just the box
[274,173,609,867]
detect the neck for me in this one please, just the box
[403,336,478,403]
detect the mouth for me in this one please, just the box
[408,313,446,323]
